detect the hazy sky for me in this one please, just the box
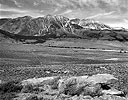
[0,0,128,28]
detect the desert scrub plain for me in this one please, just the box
[0,38,128,100]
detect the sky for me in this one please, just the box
[0,0,128,28]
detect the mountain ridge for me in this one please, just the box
[0,15,128,42]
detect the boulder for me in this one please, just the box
[86,74,118,85]
[58,76,89,95]
[21,76,61,93]
[58,74,118,96]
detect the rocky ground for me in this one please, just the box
[0,73,128,100]
[0,38,128,100]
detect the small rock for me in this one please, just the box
[82,95,93,100]
[102,88,123,95]
[112,96,126,100]
[99,94,112,100]
[25,95,38,100]
[45,71,51,74]
[100,94,127,100]
[63,70,70,74]
[60,93,71,98]
[71,95,79,100]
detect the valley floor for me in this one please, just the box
[0,39,128,92]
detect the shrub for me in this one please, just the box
[0,80,23,93]
[21,84,34,93]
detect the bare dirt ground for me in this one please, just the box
[0,38,128,93]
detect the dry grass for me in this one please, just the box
[0,39,128,100]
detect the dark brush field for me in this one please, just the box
[0,38,128,92]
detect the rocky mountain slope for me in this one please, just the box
[0,15,128,42]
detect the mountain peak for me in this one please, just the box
[79,19,112,30]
